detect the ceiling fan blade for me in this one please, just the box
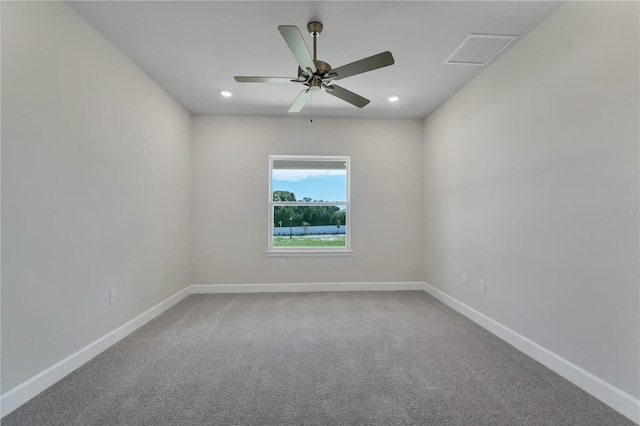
[332,51,395,81]
[325,85,370,108]
[278,25,317,73]
[234,76,298,83]
[289,88,314,113]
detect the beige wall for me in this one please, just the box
[192,116,424,285]
[1,2,192,393]
[423,1,639,398]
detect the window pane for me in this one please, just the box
[273,205,347,247]
[270,156,349,251]
[272,160,347,202]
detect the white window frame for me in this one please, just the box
[268,155,351,256]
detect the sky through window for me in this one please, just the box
[272,169,346,202]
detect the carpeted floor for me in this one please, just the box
[3,291,634,425]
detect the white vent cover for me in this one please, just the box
[445,34,518,66]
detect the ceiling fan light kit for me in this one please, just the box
[234,21,395,113]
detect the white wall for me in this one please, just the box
[3,0,637,419]
[1,2,191,393]
[192,116,423,285]
[423,1,639,400]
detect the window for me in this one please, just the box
[269,155,350,254]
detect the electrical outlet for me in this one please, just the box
[109,289,118,305]
[479,279,486,293]
[280,259,286,269]
[462,273,467,285]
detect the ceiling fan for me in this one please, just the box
[234,21,395,113]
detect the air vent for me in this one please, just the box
[445,34,518,66]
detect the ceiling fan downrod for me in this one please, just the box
[307,21,323,61]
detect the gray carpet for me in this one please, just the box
[2,291,634,425]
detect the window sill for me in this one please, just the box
[267,250,352,257]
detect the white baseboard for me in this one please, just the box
[191,281,426,293]
[421,282,640,425]
[0,285,192,418]
[0,282,420,418]
[4,281,637,425]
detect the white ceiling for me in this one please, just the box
[68,1,563,120]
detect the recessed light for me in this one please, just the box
[220,90,233,97]
[387,96,400,102]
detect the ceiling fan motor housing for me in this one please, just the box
[298,59,332,77]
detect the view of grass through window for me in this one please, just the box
[271,157,349,249]
[273,236,346,247]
